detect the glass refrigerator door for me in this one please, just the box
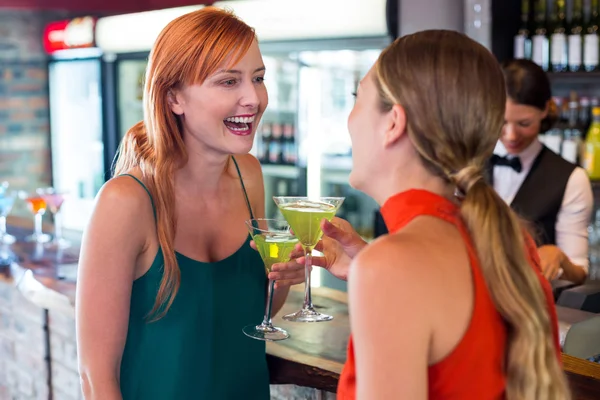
[299,49,382,291]
[48,59,104,232]
[253,53,305,220]
[117,59,147,140]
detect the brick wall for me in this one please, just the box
[48,310,83,400]
[0,9,68,217]
[0,279,50,400]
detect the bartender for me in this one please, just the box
[489,59,593,284]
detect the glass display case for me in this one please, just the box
[48,56,104,231]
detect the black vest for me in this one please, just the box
[487,146,576,246]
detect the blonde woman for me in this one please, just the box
[273,30,569,399]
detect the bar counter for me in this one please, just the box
[1,220,600,399]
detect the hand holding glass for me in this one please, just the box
[244,218,298,341]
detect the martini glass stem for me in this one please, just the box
[260,280,276,328]
[303,246,313,310]
[53,210,63,243]
[0,215,7,237]
[34,212,43,237]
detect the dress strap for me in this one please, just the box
[231,156,255,220]
[118,173,157,221]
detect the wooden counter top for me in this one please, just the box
[266,286,348,393]
[2,221,600,398]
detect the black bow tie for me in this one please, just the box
[490,154,522,173]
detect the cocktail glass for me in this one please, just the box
[0,182,16,244]
[272,197,344,322]
[19,191,51,243]
[243,218,298,341]
[37,188,70,249]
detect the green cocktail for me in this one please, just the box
[279,200,337,249]
[273,197,344,323]
[243,218,296,341]
[253,233,299,274]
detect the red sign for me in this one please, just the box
[43,16,96,54]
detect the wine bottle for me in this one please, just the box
[584,0,600,72]
[562,99,583,164]
[532,0,550,70]
[514,0,532,59]
[568,0,584,72]
[550,0,568,72]
[584,107,600,179]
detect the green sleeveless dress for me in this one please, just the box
[118,158,270,399]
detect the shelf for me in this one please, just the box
[547,71,600,84]
[321,156,353,170]
[261,164,300,179]
[322,170,350,185]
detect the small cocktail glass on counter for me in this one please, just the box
[19,190,51,244]
[38,188,70,249]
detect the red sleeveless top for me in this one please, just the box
[337,189,560,399]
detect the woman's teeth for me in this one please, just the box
[223,116,254,135]
[228,124,249,131]
[224,116,255,123]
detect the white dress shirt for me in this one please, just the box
[493,139,594,272]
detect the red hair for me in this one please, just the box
[114,7,256,320]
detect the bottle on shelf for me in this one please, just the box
[584,106,600,179]
[591,98,600,123]
[268,122,284,165]
[550,0,568,73]
[259,122,272,164]
[544,96,565,154]
[562,97,583,164]
[514,0,532,59]
[532,0,550,71]
[580,96,591,133]
[282,122,297,165]
[256,123,266,163]
[568,0,584,72]
[584,0,600,72]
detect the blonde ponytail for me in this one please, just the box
[455,171,570,400]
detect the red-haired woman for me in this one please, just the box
[76,7,304,399]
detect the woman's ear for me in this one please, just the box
[542,99,553,120]
[168,90,184,115]
[384,104,407,147]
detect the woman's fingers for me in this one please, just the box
[270,260,309,288]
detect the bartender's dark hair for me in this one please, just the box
[501,58,557,132]
[375,30,570,400]
[114,7,256,320]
